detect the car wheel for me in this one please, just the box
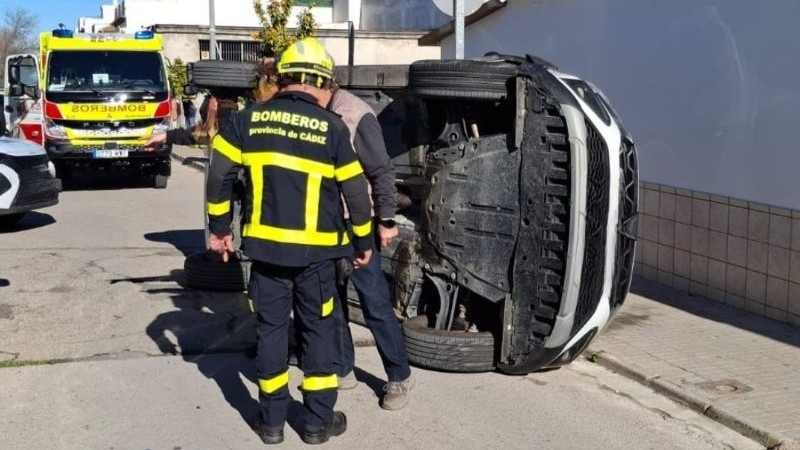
[408,58,518,100]
[403,316,496,373]
[189,60,258,89]
[154,175,169,189]
[0,213,25,229]
[184,251,246,292]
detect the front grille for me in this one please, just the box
[572,120,609,334]
[69,143,146,152]
[610,140,639,310]
[8,155,49,177]
[57,119,162,130]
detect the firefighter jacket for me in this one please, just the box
[206,91,374,267]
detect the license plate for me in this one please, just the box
[92,149,129,159]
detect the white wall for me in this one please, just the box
[120,0,333,32]
[158,28,440,66]
[442,0,800,210]
[77,3,117,33]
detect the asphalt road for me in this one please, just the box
[0,159,762,450]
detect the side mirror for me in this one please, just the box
[8,66,20,84]
[22,85,39,99]
[9,85,24,97]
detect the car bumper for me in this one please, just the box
[45,141,172,161]
[0,157,61,215]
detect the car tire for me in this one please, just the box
[184,251,246,292]
[154,175,169,189]
[408,58,519,100]
[189,60,258,89]
[0,213,25,229]
[403,316,496,373]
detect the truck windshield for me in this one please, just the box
[46,51,166,96]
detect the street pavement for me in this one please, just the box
[590,279,800,448]
[0,153,763,449]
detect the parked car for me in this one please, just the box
[0,136,61,227]
[182,54,639,375]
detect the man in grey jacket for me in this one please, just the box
[328,86,414,410]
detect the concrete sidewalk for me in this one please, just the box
[589,277,800,448]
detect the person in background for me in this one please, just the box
[326,82,415,410]
[145,59,279,149]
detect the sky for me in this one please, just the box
[0,0,102,33]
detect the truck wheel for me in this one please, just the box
[408,58,518,101]
[403,316,496,373]
[0,213,25,229]
[154,175,169,189]
[189,60,258,89]
[184,251,246,292]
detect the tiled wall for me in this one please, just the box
[635,181,800,327]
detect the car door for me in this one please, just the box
[4,54,40,137]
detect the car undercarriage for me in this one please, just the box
[185,54,640,375]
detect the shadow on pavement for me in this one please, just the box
[140,269,260,425]
[0,211,56,233]
[115,268,383,435]
[61,173,157,191]
[144,229,205,257]
[354,367,386,399]
[629,276,800,348]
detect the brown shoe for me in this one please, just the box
[380,375,415,410]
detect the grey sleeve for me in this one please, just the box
[352,114,397,220]
[333,127,375,253]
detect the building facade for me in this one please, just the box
[77,0,441,64]
[155,24,439,66]
[423,0,800,327]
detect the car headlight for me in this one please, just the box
[44,119,68,140]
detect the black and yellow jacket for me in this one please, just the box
[206,91,374,267]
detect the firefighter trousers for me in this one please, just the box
[249,259,340,430]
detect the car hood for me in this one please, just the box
[0,137,47,157]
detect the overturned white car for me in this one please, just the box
[183,54,639,375]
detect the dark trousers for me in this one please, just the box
[335,241,411,382]
[249,260,340,430]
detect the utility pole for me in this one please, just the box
[454,0,465,59]
[209,0,218,60]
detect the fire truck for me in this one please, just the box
[3,28,173,188]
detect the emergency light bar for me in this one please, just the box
[52,28,74,38]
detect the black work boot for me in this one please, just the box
[300,411,347,445]
[255,422,284,445]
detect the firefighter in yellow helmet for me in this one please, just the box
[206,37,373,445]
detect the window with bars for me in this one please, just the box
[199,40,262,62]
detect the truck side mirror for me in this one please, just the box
[8,65,20,85]
[22,85,39,100]
[9,85,24,97]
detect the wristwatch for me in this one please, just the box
[379,219,397,228]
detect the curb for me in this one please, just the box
[171,150,207,172]
[587,348,788,448]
